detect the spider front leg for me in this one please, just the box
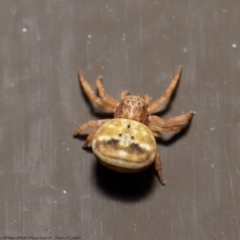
[154,151,165,185]
[143,94,151,105]
[148,67,182,113]
[96,76,119,107]
[120,90,130,99]
[78,72,116,112]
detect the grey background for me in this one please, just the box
[0,0,240,239]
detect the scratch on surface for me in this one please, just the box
[236,168,240,177]
[202,81,220,109]
[85,51,106,72]
[171,234,186,240]
[47,183,59,191]
[79,194,90,199]
[87,198,125,218]
[192,185,199,239]
[138,3,143,84]
[186,0,218,20]
[226,159,240,239]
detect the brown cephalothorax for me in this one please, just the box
[114,96,149,125]
[74,68,194,185]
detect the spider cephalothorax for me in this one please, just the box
[114,95,149,125]
[74,68,194,185]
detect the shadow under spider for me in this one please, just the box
[93,161,155,201]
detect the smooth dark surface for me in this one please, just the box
[1,1,240,239]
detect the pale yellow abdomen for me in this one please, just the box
[92,118,156,173]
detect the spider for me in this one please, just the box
[74,68,194,185]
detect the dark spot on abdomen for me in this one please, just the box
[106,139,119,146]
[129,143,145,153]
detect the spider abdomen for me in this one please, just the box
[92,118,157,173]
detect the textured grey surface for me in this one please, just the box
[1,0,240,239]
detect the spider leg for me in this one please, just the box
[78,72,115,112]
[149,123,189,132]
[149,111,194,127]
[148,67,182,113]
[152,131,162,138]
[74,119,109,136]
[83,128,99,148]
[120,90,130,100]
[154,151,165,185]
[143,94,151,105]
[96,76,119,107]
[148,112,193,133]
